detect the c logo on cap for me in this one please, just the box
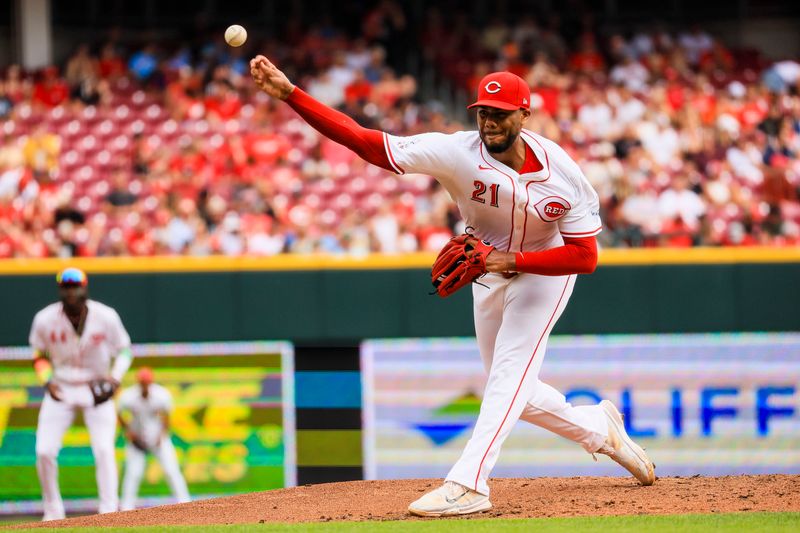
[485,81,502,94]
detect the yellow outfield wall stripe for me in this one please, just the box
[0,247,798,275]
[598,247,800,265]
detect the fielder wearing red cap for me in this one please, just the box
[250,57,655,517]
[118,366,191,509]
[136,367,154,385]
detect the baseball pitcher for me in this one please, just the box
[30,267,132,520]
[249,57,655,517]
[118,367,190,511]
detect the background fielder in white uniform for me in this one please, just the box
[249,58,655,517]
[29,267,132,521]
[118,367,190,511]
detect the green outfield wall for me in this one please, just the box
[0,250,798,345]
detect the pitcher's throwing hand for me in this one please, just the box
[249,55,294,100]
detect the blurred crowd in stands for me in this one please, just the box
[1,6,799,257]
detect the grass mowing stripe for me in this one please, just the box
[9,512,799,532]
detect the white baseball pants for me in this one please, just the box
[446,273,609,496]
[35,386,119,520]
[120,437,190,511]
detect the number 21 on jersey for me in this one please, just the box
[472,180,500,207]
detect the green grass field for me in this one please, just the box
[10,512,800,532]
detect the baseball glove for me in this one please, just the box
[88,378,118,405]
[431,233,495,297]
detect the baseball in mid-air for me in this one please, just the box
[224,24,247,47]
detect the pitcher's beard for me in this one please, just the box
[482,130,519,153]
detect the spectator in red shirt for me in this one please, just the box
[243,127,291,167]
[699,41,734,75]
[98,43,126,79]
[166,66,203,120]
[659,216,696,247]
[528,64,561,117]
[344,70,372,105]
[205,80,242,122]
[32,67,69,109]
[569,36,605,73]
[126,220,156,256]
[689,79,718,126]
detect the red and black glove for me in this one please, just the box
[431,234,494,297]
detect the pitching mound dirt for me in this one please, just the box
[12,475,800,528]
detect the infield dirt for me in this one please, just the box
[11,475,800,528]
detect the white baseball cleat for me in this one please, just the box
[408,480,492,517]
[594,400,656,486]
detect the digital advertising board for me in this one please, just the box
[362,334,799,480]
[0,341,295,514]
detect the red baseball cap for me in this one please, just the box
[137,367,154,384]
[468,72,531,111]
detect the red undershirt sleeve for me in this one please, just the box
[514,236,598,275]
[285,87,394,172]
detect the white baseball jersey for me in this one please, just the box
[383,129,602,251]
[29,300,131,384]
[118,383,173,447]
